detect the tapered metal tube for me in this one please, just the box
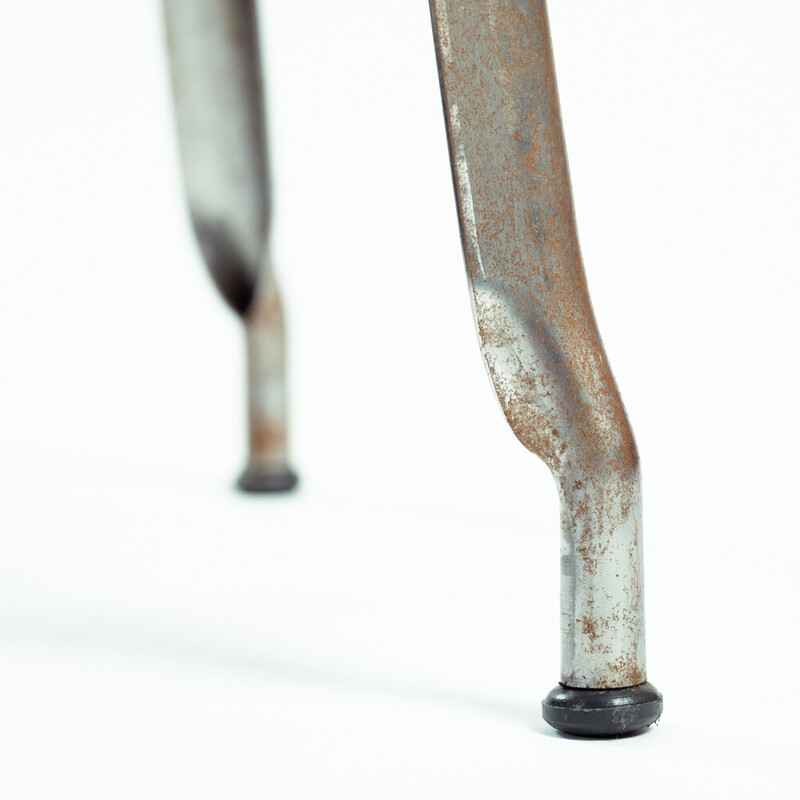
[164,0,296,491]
[429,0,659,725]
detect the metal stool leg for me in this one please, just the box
[163,0,297,492]
[429,0,661,735]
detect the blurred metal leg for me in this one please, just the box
[429,0,661,735]
[163,0,296,492]
[239,273,296,492]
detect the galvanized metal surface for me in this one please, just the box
[430,0,646,689]
[164,0,294,487]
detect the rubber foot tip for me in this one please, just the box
[236,464,298,494]
[542,681,662,738]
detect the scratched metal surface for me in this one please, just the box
[430,0,646,688]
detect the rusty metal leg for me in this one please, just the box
[429,0,661,735]
[238,276,297,492]
[163,0,297,492]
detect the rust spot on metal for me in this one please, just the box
[607,652,645,688]
[250,420,285,457]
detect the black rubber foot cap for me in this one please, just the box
[236,464,298,494]
[542,682,662,738]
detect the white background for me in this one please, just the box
[0,1,798,797]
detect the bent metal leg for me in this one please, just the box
[429,0,662,735]
[163,0,297,492]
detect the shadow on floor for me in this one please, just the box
[1,612,551,732]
